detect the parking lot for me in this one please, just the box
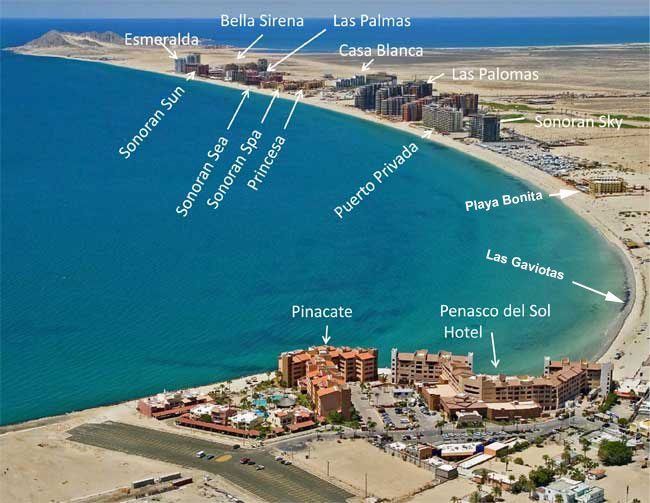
[376,401,441,433]
[67,422,353,503]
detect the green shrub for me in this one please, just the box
[598,440,633,466]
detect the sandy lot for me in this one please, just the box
[293,438,433,500]
[0,423,256,503]
[408,477,477,502]
[595,461,650,503]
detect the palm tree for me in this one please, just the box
[450,497,460,503]
[562,445,572,466]
[526,477,536,498]
[504,455,511,472]
[491,484,502,501]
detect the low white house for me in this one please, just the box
[229,411,262,429]
[536,478,604,503]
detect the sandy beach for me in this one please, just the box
[11,38,648,380]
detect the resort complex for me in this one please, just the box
[132,346,615,436]
[116,344,649,502]
[391,349,613,420]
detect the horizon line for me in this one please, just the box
[1,15,648,20]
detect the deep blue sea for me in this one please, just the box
[0,19,631,425]
[1,17,649,50]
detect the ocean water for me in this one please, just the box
[1,17,649,50]
[0,22,630,425]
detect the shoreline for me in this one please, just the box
[2,48,645,427]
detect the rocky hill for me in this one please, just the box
[23,30,124,49]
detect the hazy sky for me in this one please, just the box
[2,0,649,18]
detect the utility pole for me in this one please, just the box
[364,472,368,498]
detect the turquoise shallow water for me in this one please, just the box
[0,51,627,425]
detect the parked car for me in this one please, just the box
[232,444,241,450]
[206,454,215,460]
[240,457,250,464]
[196,451,205,458]
[256,465,265,470]
[247,460,256,465]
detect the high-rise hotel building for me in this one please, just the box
[470,113,501,142]
[278,346,378,420]
[423,104,464,132]
[392,347,613,416]
[279,346,378,388]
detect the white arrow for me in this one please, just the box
[267,29,327,72]
[427,72,445,83]
[549,189,579,200]
[161,43,177,60]
[185,71,196,81]
[361,58,375,72]
[421,129,433,139]
[283,90,303,130]
[260,89,280,124]
[490,332,500,368]
[572,281,624,303]
[322,324,331,345]
[501,116,526,123]
[226,89,250,131]
[237,34,264,60]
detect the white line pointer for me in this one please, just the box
[322,325,331,344]
[227,89,250,131]
[549,189,579,200]
[501,116,526,123]
[161,43,178,60]
[237,34,264,60]
[490,332,500,368]
[361,58,375,71]
[427,73,445,83]
[283,90,303,130]
[260,89,280,124]
[572,281,624,303]
[267,29,327,72]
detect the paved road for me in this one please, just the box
[68,421,353,503]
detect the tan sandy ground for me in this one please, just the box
[407,478,477,502]
[291,437,434,500]
[594,460,650,503]
[506,120,650,173]
[0,422,260,503]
